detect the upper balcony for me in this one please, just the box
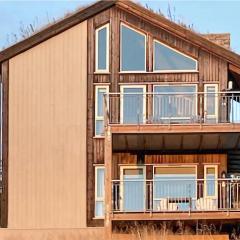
[104,90,240,134]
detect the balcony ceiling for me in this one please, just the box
[112,133,240,152]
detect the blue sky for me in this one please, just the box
[0,1,240,53]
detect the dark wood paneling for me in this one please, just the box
[1,61,9,228]
[94,138,105,164]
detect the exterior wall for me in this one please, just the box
[8,21,87,228]
[0,228,104,240]
[87,6,229,224]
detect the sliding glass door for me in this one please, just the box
[120,167,145,212]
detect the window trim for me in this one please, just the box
[120,85,147,124]
[94,166,105,219]
[153,39,198,73]
[95,85,109,137]
[153,84,198,120]
[204,165,218,199]
[120,23,147,73]
[204,84,219,121]
[120,165,146,212]
[95,23,110,73]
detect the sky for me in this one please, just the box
[0,0,240,53]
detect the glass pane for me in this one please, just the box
[122,88,144,124]
[121,25,146,71]
[154,41,197,71]
[96,120,104,136]
[153,168,196,211]
[206,86,216,116]
[97,27,107,70]
[97,168,105,198]
[206,167,216,196]
[97,88,107,117]
[123,169,144,211]
[230,99,240,123]
[153,86,196,121]
[95,201,104,217]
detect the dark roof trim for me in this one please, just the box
[117,0,240,68]
[0,0,116,63]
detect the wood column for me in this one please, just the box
[104,126,112,239]
[1,60,9,228]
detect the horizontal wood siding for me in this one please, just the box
[8,21,87,229]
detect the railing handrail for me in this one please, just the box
[104,91,240,96]
[112,178,240,182]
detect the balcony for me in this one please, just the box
[111,178,240,220]
[104,91,240,126]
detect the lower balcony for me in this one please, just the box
[111,178,240,220]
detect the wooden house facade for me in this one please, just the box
[1,0,240,239]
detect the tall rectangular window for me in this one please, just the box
[95,24,109,72]
[204,84,218,123]
[95,86,109,136]
[95,167,105,218]
[120,85,146,124]
[120,23,146,72]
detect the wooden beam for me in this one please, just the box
[1,61,9,228]
[112,211,240,221]
[104,127,112,239]
[229,64,240,75]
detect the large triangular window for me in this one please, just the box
[153,40,197,72]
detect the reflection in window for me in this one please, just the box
[95,24,109,72]
[121,86,145,124]
[95,86,108,136]
[154,40,197,72]
[121,24,146,72]
[153,85,197,122]
[153,167,196,211]
[95,167,105,218]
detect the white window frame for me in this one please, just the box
[153,84,198,120]
[95,85,109,136]
[120,85,146,124]
[153,39,198,73]
[204,165,218,199]
[204,84,219,121]
[120,165,146,212]
[120,23,147,73]
[95,166,105,219]
[95,23,109,73]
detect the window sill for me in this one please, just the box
[93,217,105,220]
[94,71,111,74]
[93,136,105,139]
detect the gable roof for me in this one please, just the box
[1,0,240,68]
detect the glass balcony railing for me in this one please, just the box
[103,92,240,125]
[111,178,240,213]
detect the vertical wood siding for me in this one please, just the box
[8,21,87,229]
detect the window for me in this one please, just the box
[153,166,196,211]
[95,24,109,72]
[153,40,198,72]
[120,166,146,212]
[204,84,218,123]
[95,166,105,218]
[120,85,146,124]
[121,24,146,72]
[204,165,218,198]
[153,85,197,122]
[95,86,109,136]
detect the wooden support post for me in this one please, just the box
[105,126,112,239]
[1,60,9,228]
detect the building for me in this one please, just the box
[0,0,240,239]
